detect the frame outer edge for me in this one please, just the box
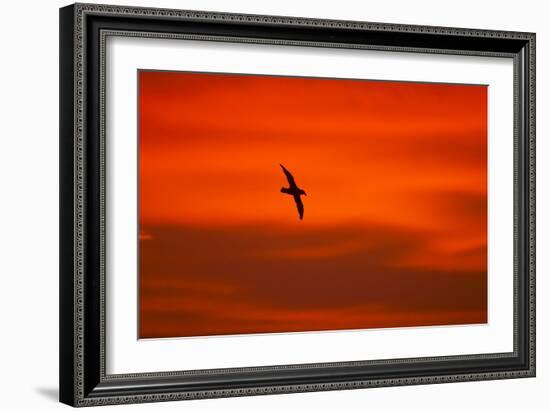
[527,33,536,376]
[73,2,534,39]
[60,3,77,407]
[74,2,87,407]
[63,2,537,407]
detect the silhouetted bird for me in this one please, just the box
[280,164,307,220]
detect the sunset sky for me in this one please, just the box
[138,70,488,338]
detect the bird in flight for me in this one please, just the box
[279,164,307,220]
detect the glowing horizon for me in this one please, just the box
[138,70,488,338]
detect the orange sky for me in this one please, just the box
[138,70,488,338]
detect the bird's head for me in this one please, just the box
[301,190,307,196]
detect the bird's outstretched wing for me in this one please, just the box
[293,195,304,220]
[280,164,297,188]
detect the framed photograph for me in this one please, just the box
[59,3,536,406]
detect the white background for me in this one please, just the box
[107,37,514,373]
[0,0,547,410]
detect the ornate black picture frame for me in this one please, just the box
[59,3,535,407]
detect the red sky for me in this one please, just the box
[138,70,488,338]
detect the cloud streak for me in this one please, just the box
[139,222,487,338]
